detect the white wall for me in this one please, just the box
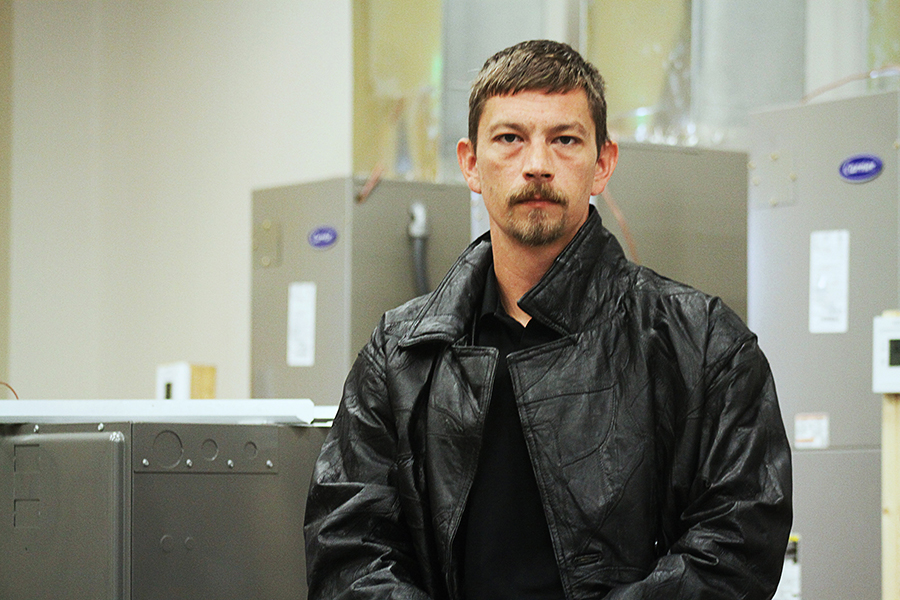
[0,1,10,387]
[9,0,352,399]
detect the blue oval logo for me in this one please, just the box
[839,154,883,183]
[308,226,338,249]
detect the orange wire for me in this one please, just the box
[601,189,640,265]
[802,64,900,104]
[0,381,18,399]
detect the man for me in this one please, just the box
[305,40,792,600]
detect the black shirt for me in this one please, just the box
[461,267,565,600]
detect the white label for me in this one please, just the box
[155,362,191,400]
[773,535,801,599]
[809,230,849,334]
[794,412,829,450]
[287,282,316,367]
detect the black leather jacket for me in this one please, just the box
[304,209,792,600]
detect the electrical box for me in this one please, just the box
[251,177,471,405]
[748,90,899,600]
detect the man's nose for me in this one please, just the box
[523,143,553,182]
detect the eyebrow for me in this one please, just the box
[486,121,590,137]
[548,122,590,137]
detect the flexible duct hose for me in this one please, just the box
[408,202,430,296]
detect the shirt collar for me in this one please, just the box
[479,264,504,319]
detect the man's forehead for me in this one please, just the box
[478,89,595,130]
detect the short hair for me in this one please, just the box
[467,39,609,155]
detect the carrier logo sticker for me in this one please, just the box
[839,154,883,183]
[308,226,338,249]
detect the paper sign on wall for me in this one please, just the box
[794,412,830,449]
[809,229,849,334]
[287,282,316,367]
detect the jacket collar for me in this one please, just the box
[399,206,627,347]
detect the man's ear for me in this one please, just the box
[591,140,619,196]
[457,138,482,194]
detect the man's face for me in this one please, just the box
[457,89,617,250]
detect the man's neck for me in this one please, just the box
[491,238,565,327]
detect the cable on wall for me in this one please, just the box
[802,64,900,104]
[0,381,19,399]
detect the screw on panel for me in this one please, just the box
[33,425,39,433]
[142,458,150,467]
[186,459,193,468]
[98,423,105,431]
[227,459,235,468]
[266,460,274,469]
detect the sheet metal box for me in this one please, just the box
[0,421,328,600]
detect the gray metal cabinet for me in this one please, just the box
[748,91,899,600]
[0,421,329,600]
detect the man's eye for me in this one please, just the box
[557,136,578,145]
[498,133,519,143]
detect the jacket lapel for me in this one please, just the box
[425,345,497,579]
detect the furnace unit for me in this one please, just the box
[748,90,899,600]
[251,177,471,405]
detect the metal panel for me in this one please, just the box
[749,92,899,448]
[601,142,749,319]
[132,422,279,474]
[791,449,881,600]
[0,424,129,600]
[0,421,328,600]
[131,424,328,600]
[253,178,351,404]
[251,177,471,404]
[748,91,900,600]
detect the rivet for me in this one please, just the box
[266,460,274,469]
[97,423,105,431]
[33,425,39,433]
[186,459,193,468]
[227,459,235,469]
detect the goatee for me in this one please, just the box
[505,183,570,247]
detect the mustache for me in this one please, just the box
[508,183,568,207]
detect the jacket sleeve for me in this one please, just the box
[303,326,433,600]
[608,312,793,599]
